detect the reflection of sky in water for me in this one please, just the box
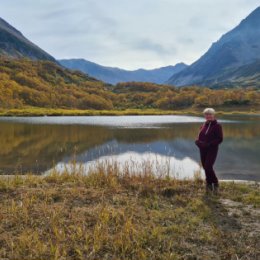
[0,115,259,181]
[0,115,231,127]
[45,152,202,180]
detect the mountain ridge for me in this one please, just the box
[167,6,260,87]
[59,58,187,85]
[0,17,56,61]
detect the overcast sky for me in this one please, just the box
[1,0,259,69]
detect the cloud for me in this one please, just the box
[131,38,175,56]
[0,0,259,69]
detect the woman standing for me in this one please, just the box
[195,108,223,193]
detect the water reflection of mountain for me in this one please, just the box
[64,138,260,181]
[0,123,112,174]
[0,120,259,181]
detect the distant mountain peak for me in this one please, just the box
[242,6,260,23]
[230,6,260,33]
[0,16,56,61]
[167,7,260,87]
[59,58,187,84]
[0,17,23,38]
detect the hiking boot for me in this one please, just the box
[212,183,219,195]
[205,183,212,193]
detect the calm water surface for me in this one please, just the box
[0,115,259,181]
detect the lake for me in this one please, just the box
[0,115,259,181]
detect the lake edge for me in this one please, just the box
[0,107,260,117]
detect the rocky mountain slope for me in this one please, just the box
[167,7,260,87]
[0,17,56,61]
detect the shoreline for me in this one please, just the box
[0,174,259,184]
[0,107,259,117]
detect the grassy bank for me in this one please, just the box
[0,163,259,260]
[0,107,259,117]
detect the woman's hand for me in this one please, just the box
[195,139,210,148]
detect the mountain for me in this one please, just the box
[0,17,56,61]
[167,6,260,87]
[58,58,187,84]
[209,60,260,88]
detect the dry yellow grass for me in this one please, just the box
[0,160,259,260]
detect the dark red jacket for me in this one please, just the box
[195,119,223,149]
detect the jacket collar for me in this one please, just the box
[205,119,217,125]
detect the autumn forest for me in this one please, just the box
[0,57,259,111]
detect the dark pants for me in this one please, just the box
[199,146,219,185]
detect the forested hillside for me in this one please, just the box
[0,58,114,109]
[112,82,259,109]
[0,58,259,111]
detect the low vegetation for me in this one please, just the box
[0,58,259,115]
[112,82,260,110]
[1,107,259,117]
[0,160,259,260]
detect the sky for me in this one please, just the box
[1,0,259,70]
